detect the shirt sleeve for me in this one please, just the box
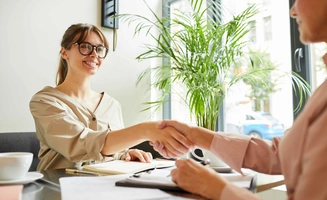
[210,133,282,200]
[30,94,109,163]
[210,133,282,174]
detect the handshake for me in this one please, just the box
[147,120,210,159]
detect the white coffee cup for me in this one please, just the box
[190,148,227,167]
[0,152,33,180]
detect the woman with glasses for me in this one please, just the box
[29,23,193,171]
[153,0,327,199]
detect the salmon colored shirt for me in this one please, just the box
[212,80,327,200]
[30,86,125,171]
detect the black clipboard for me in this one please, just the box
[116,174,257,193]
[115,179,185,192]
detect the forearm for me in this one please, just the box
[101,123,152,156]
[190,126,215,150]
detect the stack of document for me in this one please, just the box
[82,160,175,175]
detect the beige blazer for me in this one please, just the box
[30,86,125,171]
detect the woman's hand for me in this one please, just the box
[146,121,194,158]
[123,149,153,162]
[170,159,227,200]
[151,120,194,158]
[157,120,194,140]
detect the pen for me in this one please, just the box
[132,166,157,178]
[200,159,211,166]
[65,168,99,176]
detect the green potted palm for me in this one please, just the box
[120,0,310,131]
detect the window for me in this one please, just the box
[249,21,257,43]
[169,0,197,126]
[310,43,327,91]
[162,0,311,139]
[262,0,271,7]
[263,16,272,41]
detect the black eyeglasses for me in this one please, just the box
[75,42,109,59]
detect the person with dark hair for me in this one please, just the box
[153,0,327,199]
[30,23,192,171]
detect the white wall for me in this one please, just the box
[0,0,161,132]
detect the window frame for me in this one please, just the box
[288,0,311,119]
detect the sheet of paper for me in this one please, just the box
[126,168,176,186]
[82,160,175,174]
[59,174,173,200]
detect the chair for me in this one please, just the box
[0,132,40,171]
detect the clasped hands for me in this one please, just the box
[150,120,195,158]
[120,120,193,163]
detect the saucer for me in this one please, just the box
[211,166,233,173]
[0,172,43,185]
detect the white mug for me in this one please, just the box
[190,148,227,167]
[0,152,33,180]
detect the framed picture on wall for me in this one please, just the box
[101,0,119,29]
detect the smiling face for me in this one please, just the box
[290,0,327,43]
[61,31,105,79]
